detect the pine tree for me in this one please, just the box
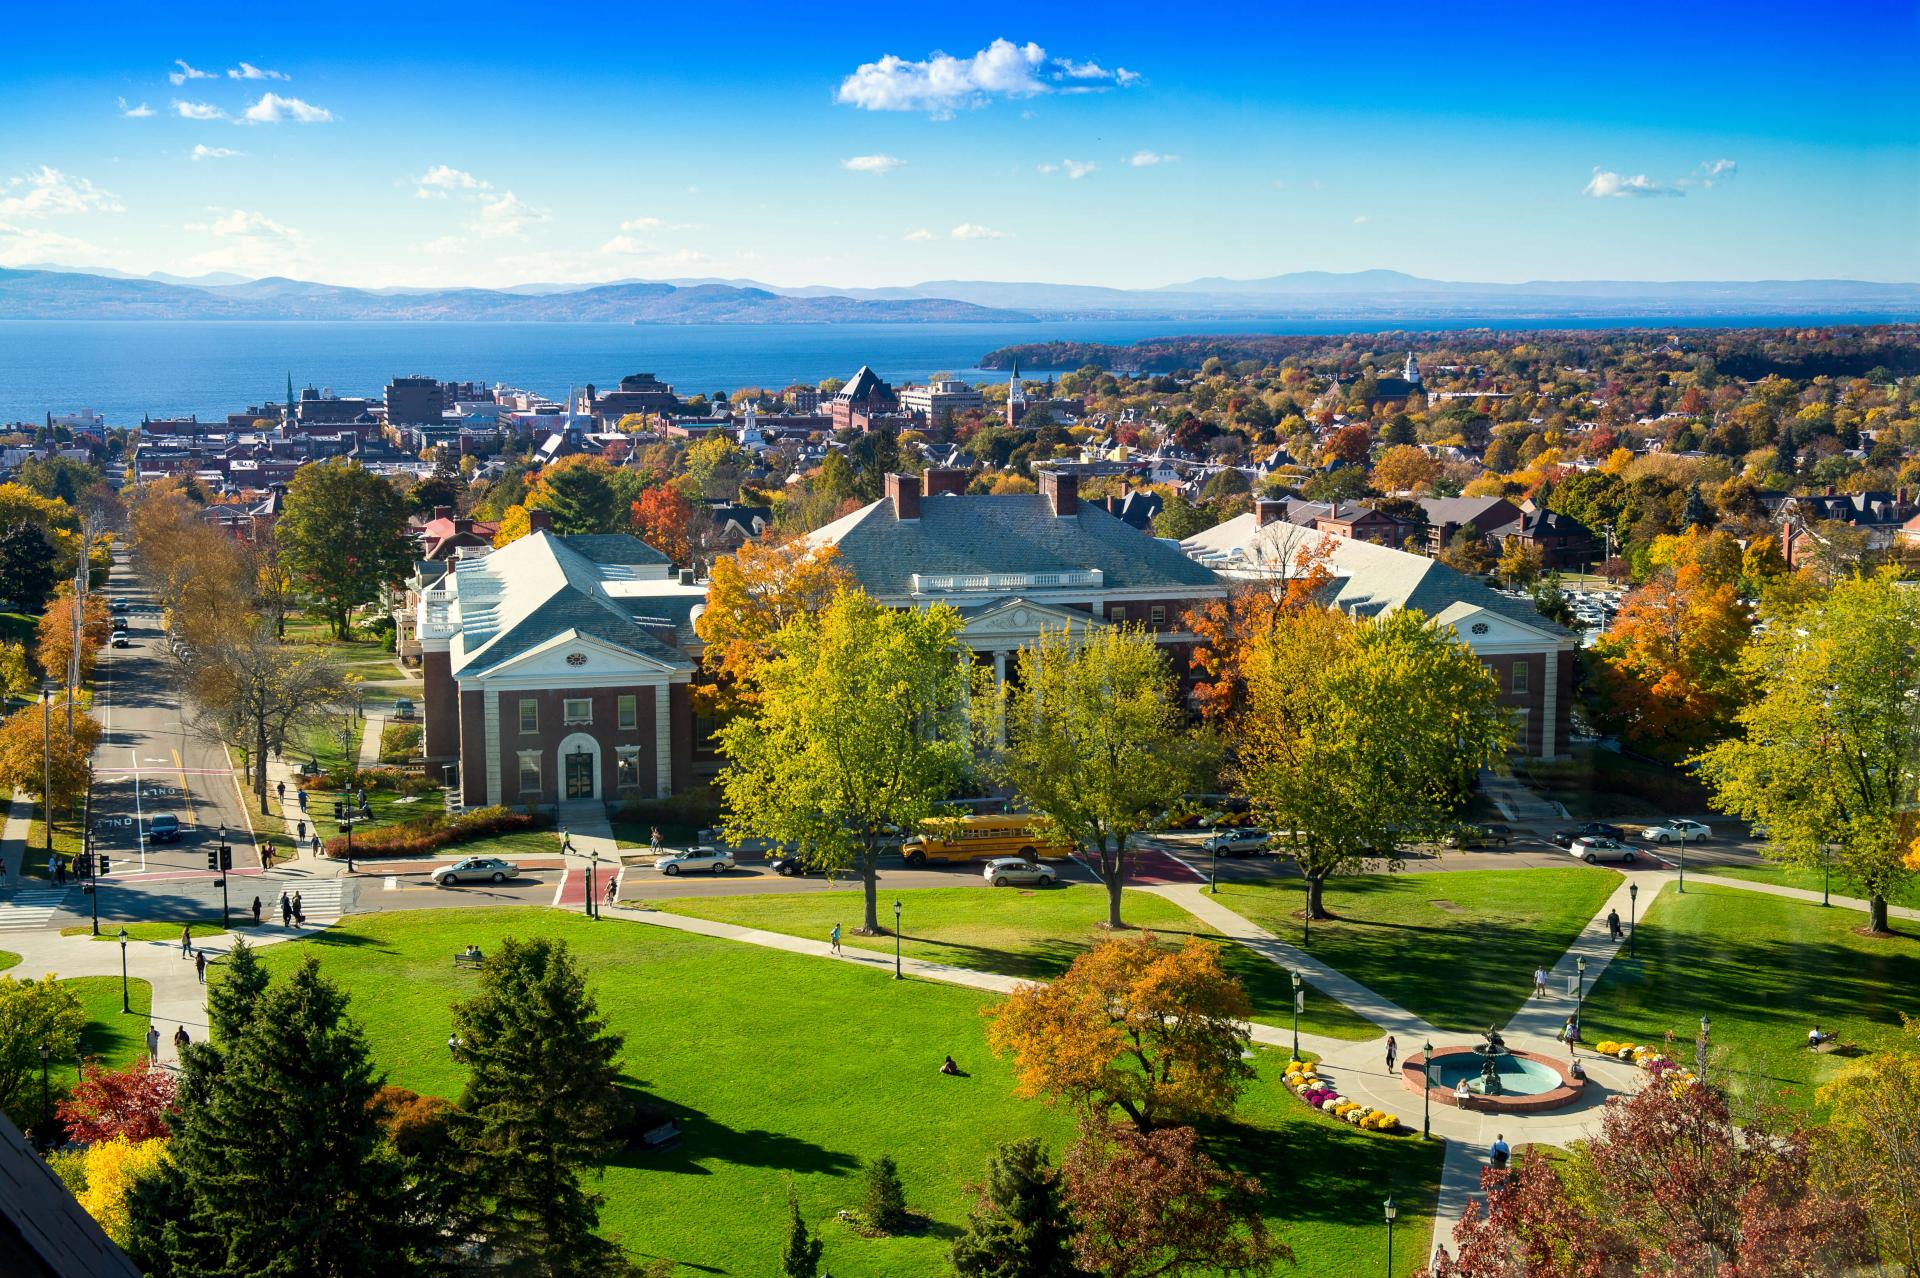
[130,954,427,1277]
[207,935,270,1041]
[862,1154,908,1234]
[950,1139,1084,1278]
[779,1187,824,1278]
[450,936,627,1275]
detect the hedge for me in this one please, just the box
[323,805,547,859]
[378,724,422,764]
[298,765,441,796]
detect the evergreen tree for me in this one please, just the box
[862,1154,908,1234]
[206,936,270,1041]
[0,522,57,613]
[130,955,426,1277]
[950,1139,1085,1278]
[779,1188,824,1278]
[450,936,628,1275]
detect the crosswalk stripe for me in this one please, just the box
[0,888,72,930]
[269,880,346,927]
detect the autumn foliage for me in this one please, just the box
[58,1060,178,1144]
[986,933,1253,1133]
[693,534,852,709]
[1183,531,1334,720]
[35,587,111,683]
[631,484,696,565]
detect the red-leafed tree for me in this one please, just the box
[1183,530,1335,720]
[631,484,695,566]
[57,1060,177,1144]
[1062,1122,1287,1278]
[1424,1075,1869,1278]
[1322,424,1372,467]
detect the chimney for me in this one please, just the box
[885,472,921,521]
[527,508,552,533]
[1038,470,1078,518]
[679,567,695,586]
[432,505,453,522]
[921,467,967,497]
[452,516,473,535]
[1255,499,1287,528]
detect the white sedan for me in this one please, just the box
[657,847,735,875]
[431,856,521,885]
[983,856,1055,887]
[1642,819,1712,844]
[1568,837,1637,865]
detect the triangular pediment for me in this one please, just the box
[960,598,1103,641]
[462,627,688,680]
[1431,602,1565,650]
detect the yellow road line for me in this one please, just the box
[172,747,196,825]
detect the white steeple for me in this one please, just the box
[1403,352,1421,386]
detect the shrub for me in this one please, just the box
[299,765,440,796]
[614,786,721,835]
[863,1154,908,1234]
[323,805,546,859]
[378,724,422,764]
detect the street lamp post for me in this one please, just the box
[1209,842,1219,895]
[1821,845,1831,907]
[1628,882,1638,959]
[1697,1015,1711,1078]
[40,681,54,867]
[337,797,356,873]
[1422,1040,1433,1139]
[118,927,130,1013]
[1676,831,1687,893]
[893,898,903,980]
[1290,970,1303,1060]
[1383,1197,1397,1276]
[215,826,231,929]
[86,829,100,937]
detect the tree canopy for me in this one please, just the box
[275,461,413,638]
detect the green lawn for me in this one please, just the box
[24,807,85,879]
[0,951,19,973]
[62,921,246,942]
[653,885,1380,1041]
[55,976,153,1091]
[1213,868,1622,1034]
[253,909,1435,1277]
[611,817,705,850]
[0,611,35,645]
[1697,861,1920,910]
[1581,882,1920,1115]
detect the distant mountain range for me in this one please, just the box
[2,264,1916,323]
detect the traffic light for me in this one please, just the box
[220,847,233,871]
[96,854,110,875]
[206,847,220,870]
[73,852,90,879]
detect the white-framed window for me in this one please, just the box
[1108,604,1127,623]
[1149,605,1167,627]
[563,697,593,725]
[1511,663,1529,695]
[516,751,541,795]
[616,746,641,789]
[518,698,538,734]
[618,694,638,730]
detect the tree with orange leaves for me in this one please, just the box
[693,535,851,709]
[985,933,1253,1134]
[631,484,695,565]
[1182,527,1335,719]
[34,586,110,683]
[1586,527,1753,757]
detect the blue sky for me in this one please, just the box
[2,0,1915,288]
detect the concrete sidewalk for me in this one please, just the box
[1,791,30,888]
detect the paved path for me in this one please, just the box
[1686,872,1920,924]
[1479,770,1566,825]
[357,716,384,768]
[1,792,29,888]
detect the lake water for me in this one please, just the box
[0,314,1877,425]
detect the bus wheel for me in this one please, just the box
[905,850,926,867]
[1019,846,1036,860]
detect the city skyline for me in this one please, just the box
[3,0,1916,290]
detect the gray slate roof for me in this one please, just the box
[812,494,1222,596]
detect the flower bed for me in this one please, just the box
[298,765,441,795]
[321,805,547,859]
[1592,1040,1702,1093]
[1282,1059,1404,1134]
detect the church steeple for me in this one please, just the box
[1403,352,1421,386]
[286,371,296,425]
[1007,360,1026,426]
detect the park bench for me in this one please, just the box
[641,1120,681,1151]
[453,952,484,970]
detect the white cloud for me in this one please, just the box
[414,165,489,198]
[201,209,300,239]
[227,62,288,81]
[599,235,651,255]
[117,98,155,119]
[1035,163,1058,174]
[950,223,1011,240]
[836,39,1137,115]
[903,228,937,241]
[473,191,549,239]
[1064,159,1096,179]
[1353,214,1372,224]
[417,235,469,256]
[841,154,905,174]
[1696,158,1737,187]
[176,206,308,274]
[169,59,213,86]
[243,93,331,124]
[0,167,124,218]
[0,221,110,267]
[1583,168,1682,199]
[1128,149,1178,167]
[191,145,243,161]
[172,100,226,121]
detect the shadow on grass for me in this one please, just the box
[611,1101,862,1180]
[1204,1106,1439,1229]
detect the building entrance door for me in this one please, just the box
[565,748,594,799]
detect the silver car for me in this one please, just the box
[1568,837,1636,865]
[431,856,520,885]
[657,846,735,875]
[983,856,1055,887]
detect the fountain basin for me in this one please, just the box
[1402,1047,1587,1114]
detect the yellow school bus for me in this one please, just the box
[901,814,1073,865]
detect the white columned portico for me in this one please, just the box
[654,685,673,797]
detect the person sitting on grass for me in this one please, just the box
[939,1055,960,1076]
[1809,1025,1834,1048]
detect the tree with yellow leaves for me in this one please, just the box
[76,1136,172,1245]
[492,504,531,548]
[1817,1017,1920,1274]
[693,535,851,709]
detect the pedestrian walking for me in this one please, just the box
[280,892,292,926]
[829,923,842,955]
[181,925,193,959]
[605,876,618,907]
[251,895,262,926]
[276,780,286,803]
[1385,1035,1398,1073]
[1533,965,1548,998]
[260,842,273,872]
[650,826,662,853]
[52,859,63,885]
[145,1024,160,1059]
[297,789,308,812]
[292,891,304,926]
[1607,908,1623,941]
[172,1025,189,1054]
[195,951,206,984]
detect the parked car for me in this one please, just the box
[144,815,180,844]
[431,856,520,885]
[1642,819,1711,844]
[1568,836,1636,864]
[657,846,734,875]
[983,856,1056,887]
[1449,823,1514,848]
[1551,822,1625,848]
[391,696,416,720]
[1201,828,1271,857]
[768,851,823,877]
